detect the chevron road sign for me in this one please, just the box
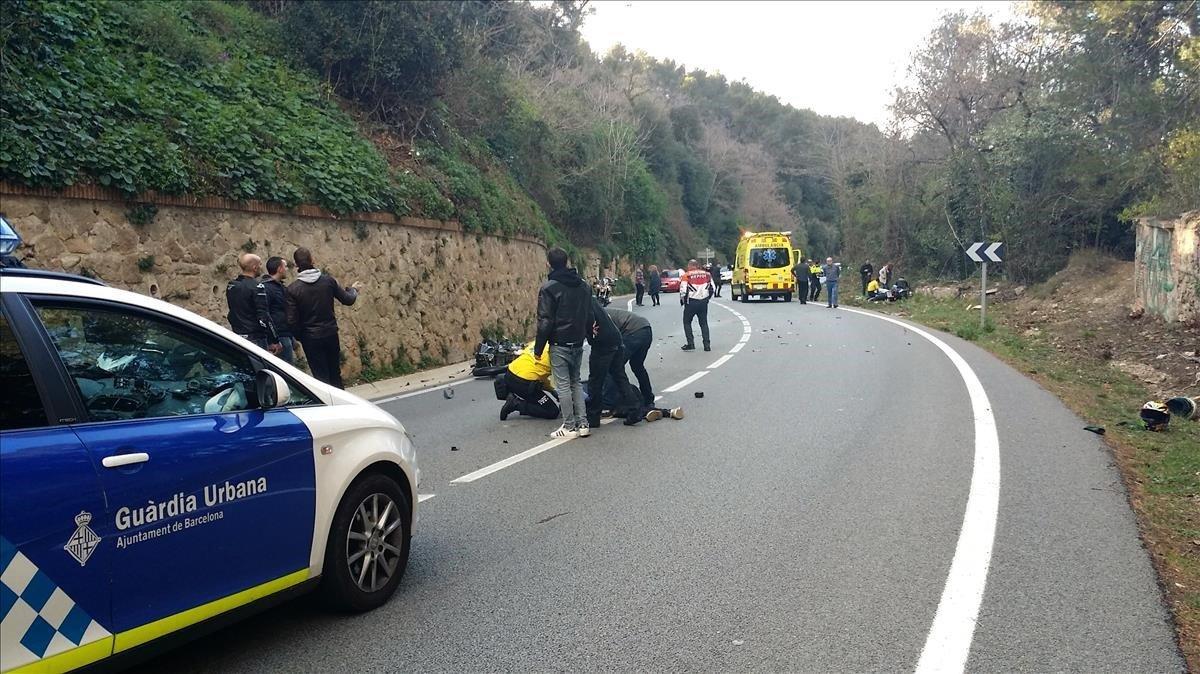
[966,241,1005,263]
[966,241,1005,328]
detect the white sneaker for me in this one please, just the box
[577,424,592,438]
[644,409,663,423]
[669,407,685,420]
[549,425,578,439]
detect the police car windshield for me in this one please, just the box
[749,247,790,269]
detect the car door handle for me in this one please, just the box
[102,453,150,468]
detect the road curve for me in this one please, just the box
[134,296,1183,673]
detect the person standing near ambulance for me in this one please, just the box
[822,256,841,308]
[680,259,715,352]
[808,259,822,302]
[792,257,809,304]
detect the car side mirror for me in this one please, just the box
[255,369,291,409]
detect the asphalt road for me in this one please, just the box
[134,293,1184,672]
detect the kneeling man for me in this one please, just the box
[499,342,560,420]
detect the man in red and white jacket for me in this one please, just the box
[680,259,715,351]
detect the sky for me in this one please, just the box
[579,1,1018,128]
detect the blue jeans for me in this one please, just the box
[277,335,295,365]
[549,345,585,429]
[826,280,839,307]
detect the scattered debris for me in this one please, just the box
[450,445,459,451]
[695,391,705,398]
[443,387,455,399]
[537,512,570,525]
[732,640,745,646]
[1083,426,1105,435]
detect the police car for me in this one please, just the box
[0,268,420,672]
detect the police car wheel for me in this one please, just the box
[321,474,411,613]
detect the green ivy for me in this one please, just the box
[0,0,398,214]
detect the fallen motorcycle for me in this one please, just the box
[471,339,524,378]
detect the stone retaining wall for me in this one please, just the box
[0,186,547,380]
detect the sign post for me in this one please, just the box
[966,241,1005,328]
[697,248,715,264]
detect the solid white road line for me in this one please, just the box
[729,342,745,353]
[627,297,634,311]
[418,493,436,503]
[663,370,709,393]
[374,381,457,404]
[708,354,733,369]
[842,307,1000,674]
[450,437,571,484]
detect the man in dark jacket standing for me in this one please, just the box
[859,260,874,298]
[647,265,662,306]
[792,258,809,304]
[534,248,593,439]
[286,247,361,388]
[226,253,281,354]
[261,256,294,364]
[709,260,724,297]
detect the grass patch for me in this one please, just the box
[853,292,1200,667]
[352,339,417,385]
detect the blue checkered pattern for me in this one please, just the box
[0,537,110,669]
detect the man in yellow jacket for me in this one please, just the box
[499,342,560,420]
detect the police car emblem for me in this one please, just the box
[65,511,100,566]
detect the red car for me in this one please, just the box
[660,269,683,293]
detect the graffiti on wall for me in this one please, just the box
[1136,227,1174,315]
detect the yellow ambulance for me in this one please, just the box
[730,231,802,302]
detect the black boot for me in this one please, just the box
[500,395,519,421]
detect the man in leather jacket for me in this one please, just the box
[286,247,361,389]
[584,297,642,428]
[225,253,281,354]
[534,248,593,439]
[261,256,294,364]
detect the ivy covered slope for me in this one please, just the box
[0,0,559,240]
